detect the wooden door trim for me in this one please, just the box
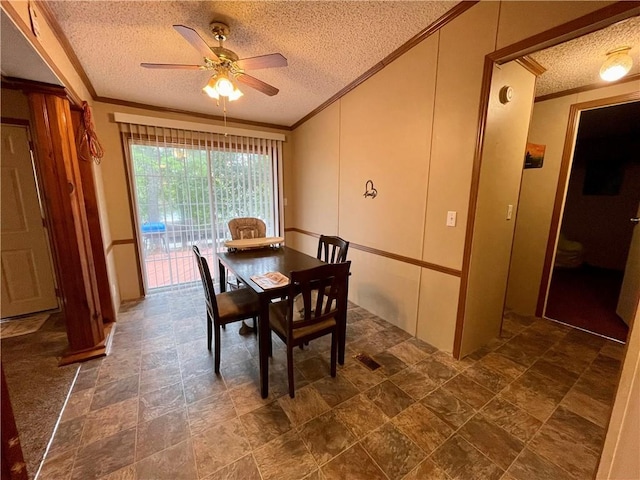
[535,91,640,317]
[453,2,640,359]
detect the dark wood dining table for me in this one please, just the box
[218,246,348,398]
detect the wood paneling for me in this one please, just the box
[71,107,115,324]
[28,91,105,359]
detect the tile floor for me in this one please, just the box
[37,287,623,480]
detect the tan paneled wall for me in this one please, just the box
[339,36,438,259]
[422,2,500,271]
[289,103,340,234]
[461,61,537,357]
[506,80,640,316]
[289,1,614,353]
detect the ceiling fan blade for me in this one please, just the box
[236,53,288,70]
[236,73,279,96]
[173,25,219,62]
[141,63,205,70]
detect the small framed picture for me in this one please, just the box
[524,142,545,169]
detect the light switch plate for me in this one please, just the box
[446,211,457,227]
[507,204,513,220]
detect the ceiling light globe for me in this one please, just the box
[215,77,235,96]
[600,49,633,82]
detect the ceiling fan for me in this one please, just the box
[141,22,287,99]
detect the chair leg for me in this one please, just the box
[206,311,212,351]
[252,316,257,334]
[214,323,222,374]
[287,345,295,398]
[330,331,337,377]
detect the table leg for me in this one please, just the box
[258,296,270,398]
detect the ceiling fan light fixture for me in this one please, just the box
[600,47,633,82]
[203,73,243,101]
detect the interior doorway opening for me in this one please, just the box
[545,101,640,342]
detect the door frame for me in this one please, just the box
[535,91,640,318]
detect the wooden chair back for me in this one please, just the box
[317,235,349,264]
[192,245,219,320]
[286,261,351,338]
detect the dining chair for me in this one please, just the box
[317,235,349,263]
[192,245,260,373]
[268,261,351,397]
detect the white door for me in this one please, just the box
[617,203,640,326]
[1,124,58,318]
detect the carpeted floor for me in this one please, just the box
[1,313,79,479]
[546,264,629,343]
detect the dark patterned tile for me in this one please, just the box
[48,416,85,457]
[481,397,542,443]
[239,401,292,449]
[38,445,76,480]
[390,366,437,400]
[443,374,494,410]
[334,393,389,439]
[71,428,136,480]
[561,387,611,428]
[139,382,185,423]
[463,362,511,393]
[458,414,524,470]
[73,367,100,393]
[135,440,197,480]
[528,358,579,388]
[82,397,138,445]
[431,435,503,480]
[507,448,575,480]
[392,402,452,454]
[500,371,570,421]
[182,370,227,404]
[201,454,261,480]
[192,418,250,478]
[297,356,332,382]
[219,359,259,389]
[321,443,387,480]
[311,374,359,407]
[413,356,458,385]
[253,430,317,480]
[544,405,605,452]
[139,363,182,394]
[187,390,237,434]
[477,352,527,381]
[402,459,450,480]
[372,351,408,376]
[61,388,94,422]
[90,375,139,411]
[298,410,356,465]
[364,380,414,418]
[277,384,331,426]
[136,407,190,461]
[421,388,476,429]
[362,422,425,480]
[386,340,431,365]
[99,464,137,480]
[529,422,600,479]
[339,363,385,391]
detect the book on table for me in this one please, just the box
[250,271,289,289]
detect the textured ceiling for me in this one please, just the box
[3,3,638,127]
[43,1,458,126]
[531,15,640,97]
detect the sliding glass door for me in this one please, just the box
[127,132,279,291]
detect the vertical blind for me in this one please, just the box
[118,119,283,292]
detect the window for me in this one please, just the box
[119,119,283,291]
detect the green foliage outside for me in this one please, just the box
[131,143,274,243]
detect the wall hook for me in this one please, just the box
[363,179,378,199]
